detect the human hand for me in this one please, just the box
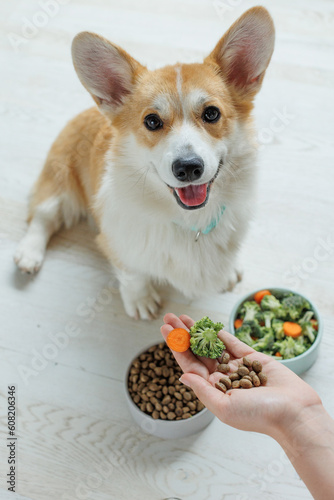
[161,313,321,438]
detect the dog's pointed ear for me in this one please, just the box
[206,7,275,99]
[72,32,145,115]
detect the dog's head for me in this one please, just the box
[72,7,274,211]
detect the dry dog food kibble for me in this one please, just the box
[215,353,267,391]
[240,378,253,389]
[252,360,262,373]
[258,372,268,385]
[221,352,230,364]
[237,365,249,377]
[215,381,227,393]
[128,343,205,420]
[217,363,230,374]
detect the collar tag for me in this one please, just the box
[195,231,201,242]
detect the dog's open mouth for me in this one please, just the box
[173,183,210,210]
[170,162,222,210]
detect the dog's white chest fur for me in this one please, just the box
[106,216,229,295]
[97,160,252,300]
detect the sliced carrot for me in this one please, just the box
[254,290,271,304]
[166,328,190,352]
[275,352,282,357]
[283,322,302,338]
[311,319,318,331]
[234,318,243,329]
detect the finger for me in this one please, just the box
[178,314,195,329]
[163,313,218,373]
[218,329,255,358]
[180,373,228,416]
[163,313,188,330]
[160,324,209,379]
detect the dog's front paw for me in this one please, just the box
[220,268,243,293]
[120,282,162,320]
[14,238,45,274]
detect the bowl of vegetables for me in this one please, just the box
[229,288,323,375]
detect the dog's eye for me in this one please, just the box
[202,106,221,123]
[144,114,163,131]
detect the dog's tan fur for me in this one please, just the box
[28,108,109,218]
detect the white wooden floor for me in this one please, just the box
[1,1,334,499]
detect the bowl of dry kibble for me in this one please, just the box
[125,341,215,439]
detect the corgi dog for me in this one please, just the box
[14,7,275,319]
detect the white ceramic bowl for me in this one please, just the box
[229,287,323,375]
[124,342,215,439]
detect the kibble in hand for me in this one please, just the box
[217,363,230,374]
[258,372,267,385]
[243,357,252,367]
[214,357,268,392]
[219,376,232,390]
[215,381,227,393]
[237,365,250,377]
[221,352,230,364]
[240,378,253,389]
[252,360,262,373]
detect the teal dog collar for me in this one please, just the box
[174,205,226,242]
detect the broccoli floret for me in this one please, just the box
[294,337,308,356]
[235,325,254,346]
[263,310,275,329]
[260,326,274,336]
[275,336,307,359]
[300,321,316,343]
[261,295,282,312]
[298,310,316,342]
[275,306,289,320]
[272,319,285,340]
[272,290,294,300]
[273,340,282,351]
[299,311,314,323]
[189,316,225,359]
[239,301,260,322]
[255,311,265,324]
[243,320,264,338]
[275,337,295,359]
[252,330,275,352]
[282,295,311,321]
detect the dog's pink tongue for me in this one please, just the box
[176,184,207,207]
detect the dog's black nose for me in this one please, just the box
[172,156,204,182]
